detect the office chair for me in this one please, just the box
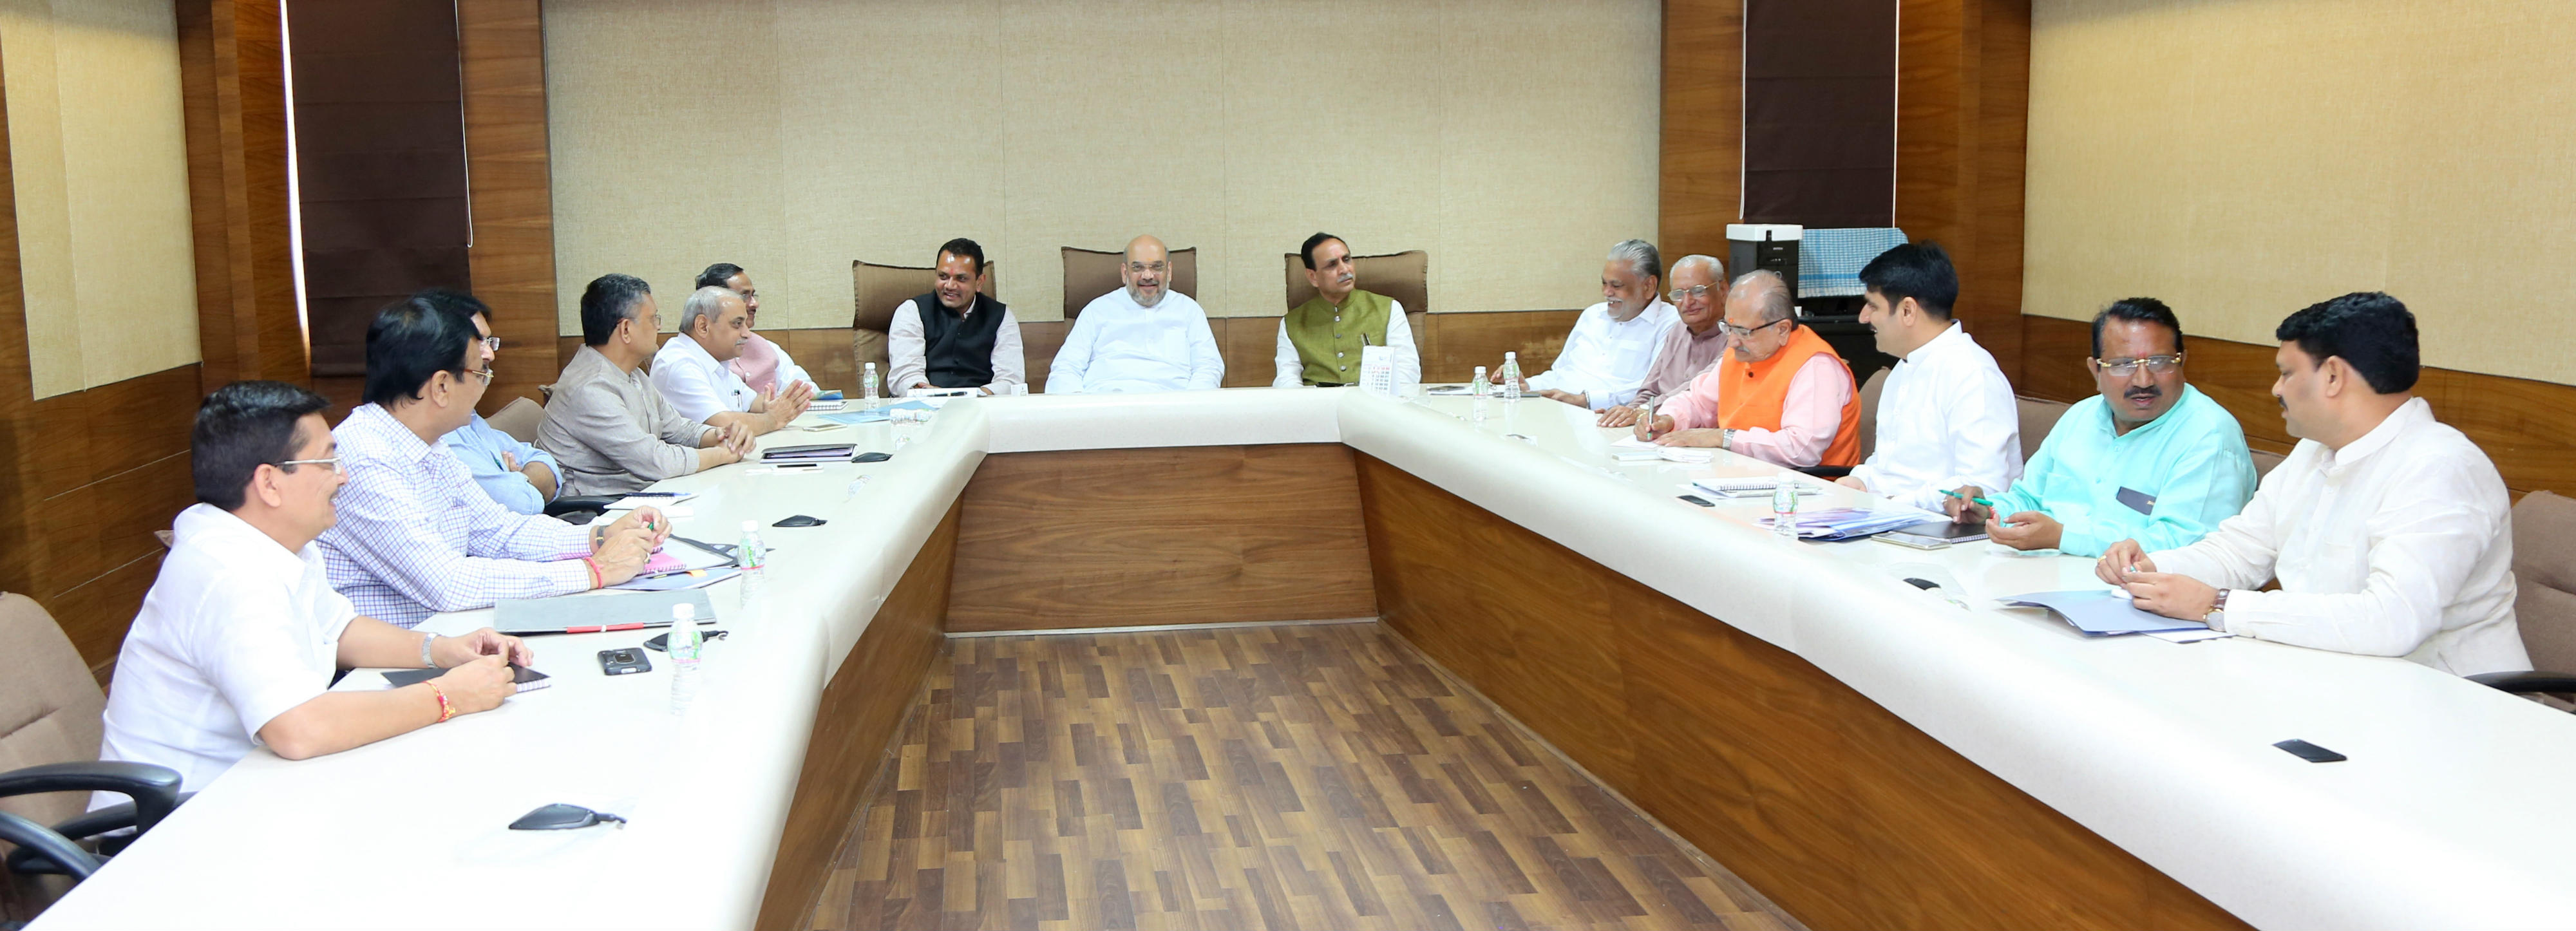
[2468,491,2576,702]
[0,594,184,923]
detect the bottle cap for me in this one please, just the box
[741,519,758,532]
[672,603,695,621]
[1504,352,1517,359]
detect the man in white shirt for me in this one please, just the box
[888,238,1026,395]
[649,285,815,431]
[2105,292,2528,676]
[1047,234,1222,393]
[1508,239,1679,411]
[97,381,533,796]
[697,263,815,395]
[1273,232,1420,392]
[1835,241,2022,509]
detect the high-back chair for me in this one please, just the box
[2015,397,2071,462]
[1061,247,1196,321]
[2470,491,2576,702]
[850,259,999,381]
[0,594,183,921]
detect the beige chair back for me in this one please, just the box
[1061,247,1195,321]
[850,259,999,377]
[486,396,544,445]
[2512,491,2576,673]
[1855,368,1890,460]
[1282,250,1430,317]
[2015,397,2070,462]
[0,594,107,831]
[2249,448,2287,481]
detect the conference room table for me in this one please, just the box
[29,388,2576,930]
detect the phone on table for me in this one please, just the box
[1676,494,1715,507]
[597,648,650,675]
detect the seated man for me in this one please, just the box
[1632,270,1859,468]
[1047,234,1222,393]
[538,274,755,496]
[2104,293,2527,676]
[888,238,1026,395]
[1273,232,1420,392]
[1507,239,1678,411]
[697,262,814,394]
[1834,241,2022,509]
[649,285,815,431]
[320,297,666,626]
[413,288,559,515]
[97,381,534,795]
[1599,254,1728,426]
[1958,298,2256,556]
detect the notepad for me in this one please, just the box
[381,664,551,693]
[761,443,856,462]
[1999,589,2210,636]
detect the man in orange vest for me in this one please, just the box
[1634,269,1862,468]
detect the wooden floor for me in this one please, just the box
[808,621,1801,931]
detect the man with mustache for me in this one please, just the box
[1628,269,1861,469]
[1507,239,1678,409]
[321,297,665,627]
[1271,232,1418,391]
[1952,298,2256,556]
[650,285,815,430]
[2101,292,2527,677]
[697,263,815,395]
[888,238,1025,395]
[1598,254,1729,426]
[1833,241,2022,508]
[1047,234,1222,393]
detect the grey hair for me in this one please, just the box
[1606,239,1662,282]
[678,285,742,335]
[1729,269,1795,324]
[1669,253,1725,283]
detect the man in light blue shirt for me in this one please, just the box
[418,290,561,514]
[1953,297,2257,556]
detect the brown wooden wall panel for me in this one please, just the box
[1352,453,2246,931]
[2022,314,2576,498]
[178,0,306,391]
[945,444,1375,632]
[1896,0,2029,383]
[459,0,562,415]
[756,500,957,930]
[1660,0,1746,266]
[1421,310,1586,384]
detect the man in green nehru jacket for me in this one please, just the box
[1271,232,1420,391]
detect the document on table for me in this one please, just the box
[819,400,936,425]
[1759,507,1942,540]
[1999,589,2211,636]
[1608,436,1714,464]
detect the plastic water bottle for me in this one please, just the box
[1499,353,1522,402]
[1470,366,1491,422]
[862,362,882,409]
[668,603,702,714]
[1772,473,1802,541]
[736,519,768,616]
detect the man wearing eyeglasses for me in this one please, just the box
[650,286,817,430]
[320,296,670,627]
[1629,269,1861,469]
[1048,234,1222,393]
[1599,254,1728,426]
[412,288,560,515]
[1952,298,2256,556]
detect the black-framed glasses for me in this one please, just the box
[1719,317,1792,340]
[2094,353,2183,377]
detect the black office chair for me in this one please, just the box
[544,496,619,525]
[0,762,185,880]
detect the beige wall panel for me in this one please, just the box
[2027,0,2576,384]
[544,0,786,335]
[545,0,1660,332]
[2,0,200,399]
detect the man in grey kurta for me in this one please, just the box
[535,274,752,496]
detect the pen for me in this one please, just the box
[1938,489,1996,508]
[561,623,646,634]
[623,492,686,497]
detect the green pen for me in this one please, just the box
[1938,488,1996,509]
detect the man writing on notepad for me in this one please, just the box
[321,296,668,628]
[1627,269,1861,469]
[97,382,535,795]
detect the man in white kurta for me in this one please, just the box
[1517,240,1677,411]
[1046,234,1222,393]
[1838,241,2022,509]
[649,286,811,429]
[2105,292,2527,676]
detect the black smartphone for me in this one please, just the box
[853,451,893,463]
[773,514,825,527]
[1677,494,1715,507]
[597,648,650,675]
[775,462,822,471]
[2273,739,2345,763]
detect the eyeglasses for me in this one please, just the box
[462,367,496,385]
[1719,317,1792,341]
[478,336,501,352]
[278,456,344,475]
[1666,285,1712,303]
[2094,353,2183,377]
[1124,262,1169,276]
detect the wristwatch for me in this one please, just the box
[420,633,439,668]
[2204,589,2231,632]
[1719,429,1736,451]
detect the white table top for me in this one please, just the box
[32,388,2576,930]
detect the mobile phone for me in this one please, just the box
[853,451,893,464]
[598,648,650,675]
[775,462,822,471]
[1676,494,1715,507]
[2273,739,2346,763]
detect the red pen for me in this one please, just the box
[561,623,647,634]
